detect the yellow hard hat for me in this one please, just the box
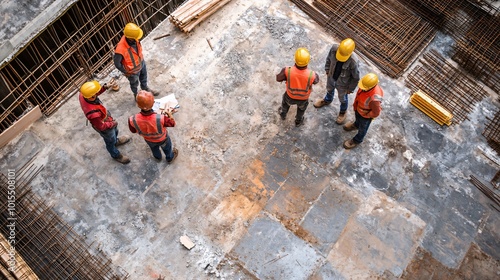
[295,47,311,67]
[124,23,143,40]
[358,73,379,91]
[80,81,101,99]
[336,38,355,62]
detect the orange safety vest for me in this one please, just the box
[284,66,315,100]
[129,113,167,143]
[115,36,143,75]
[354,85,384,118]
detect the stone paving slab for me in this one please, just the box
[231,215,323,279]
[300,180,362,255]
[327,192,425,278]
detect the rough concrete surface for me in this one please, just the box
[1,0,500,279]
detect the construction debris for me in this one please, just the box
[180,236,195,250]
[169,0,232,33]
[410,90,453,126]
[470,175,500,211]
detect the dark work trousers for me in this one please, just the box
[279,92,309,122]
[127,60,148,98]
[353,110,373,144]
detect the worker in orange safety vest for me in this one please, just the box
[128,90,178,162]
[79,81,131,164]
[114,23,158,99]
[276,47,320,127]
[343,73,384,149]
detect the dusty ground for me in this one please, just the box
[1,0,499,279]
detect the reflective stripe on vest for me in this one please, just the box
[79,94,107,121]
[356,85,384,113]
[286,66,314,100]
[115,36,143,74]
[130,113,167,142]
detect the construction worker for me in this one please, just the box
[79,81,131,164]
[343,73,383,149]
[276,47,320,126]
[128,90,178,162]
[313,38,360,125]
[114,23,158,99]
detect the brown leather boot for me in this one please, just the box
[167,148,178,163]
[336,112,346,124]
[115,135,131,146]
[313,99,331,108]
[114,154,131,164]
[343,139,358,149]
[343,122,357,131]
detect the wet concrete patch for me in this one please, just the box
[0,130,43,170]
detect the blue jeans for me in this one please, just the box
[96,126,120,158]
[324,77,349,113]
[353,111,372,144]
[127,61,149,97]
[146,135,174,161]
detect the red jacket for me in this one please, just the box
[79,88,115,131]
[353,85,383,119]
[129,110,175,143]
[115,36,143,75]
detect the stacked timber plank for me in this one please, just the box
[410,90,453,126]
[169,0,232,33]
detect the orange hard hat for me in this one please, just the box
[136,90,155,110]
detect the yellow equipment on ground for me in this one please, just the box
[410,90,453,126]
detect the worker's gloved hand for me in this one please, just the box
[102,83,109,90]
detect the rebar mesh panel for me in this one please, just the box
[290,0,436,78]
[452,16,500,93]
[483,110,500,155]
[406,50,489,123]
[0,0,185,134]
[0,162,128,279]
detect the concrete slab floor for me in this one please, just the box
[1,0,499,279]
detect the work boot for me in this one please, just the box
[115,135,131,146]
[278,107,286,120]
[167,148,178,163]
[145,87,159,96]
[295,117,304,127]
[313,99,331,108]
[343,139,358,149]
[343,122,357,131]
[336,112,346,125]
[153,156,162,162]
[114,154,131,164]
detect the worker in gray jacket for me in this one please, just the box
[313,38,360,125]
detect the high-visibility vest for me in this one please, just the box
[354,85,384,118]
[285,66,315,100]
[79,94,109,123]
[129,113,167,143]
[115,36,143,74]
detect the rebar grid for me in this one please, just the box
[291,0,436,78]
[405,50,489,123]
[0,0,185,134]
[0,162,128,279]
[452,16,500,93]
[483,111,500,155]
[469,175,500,210]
